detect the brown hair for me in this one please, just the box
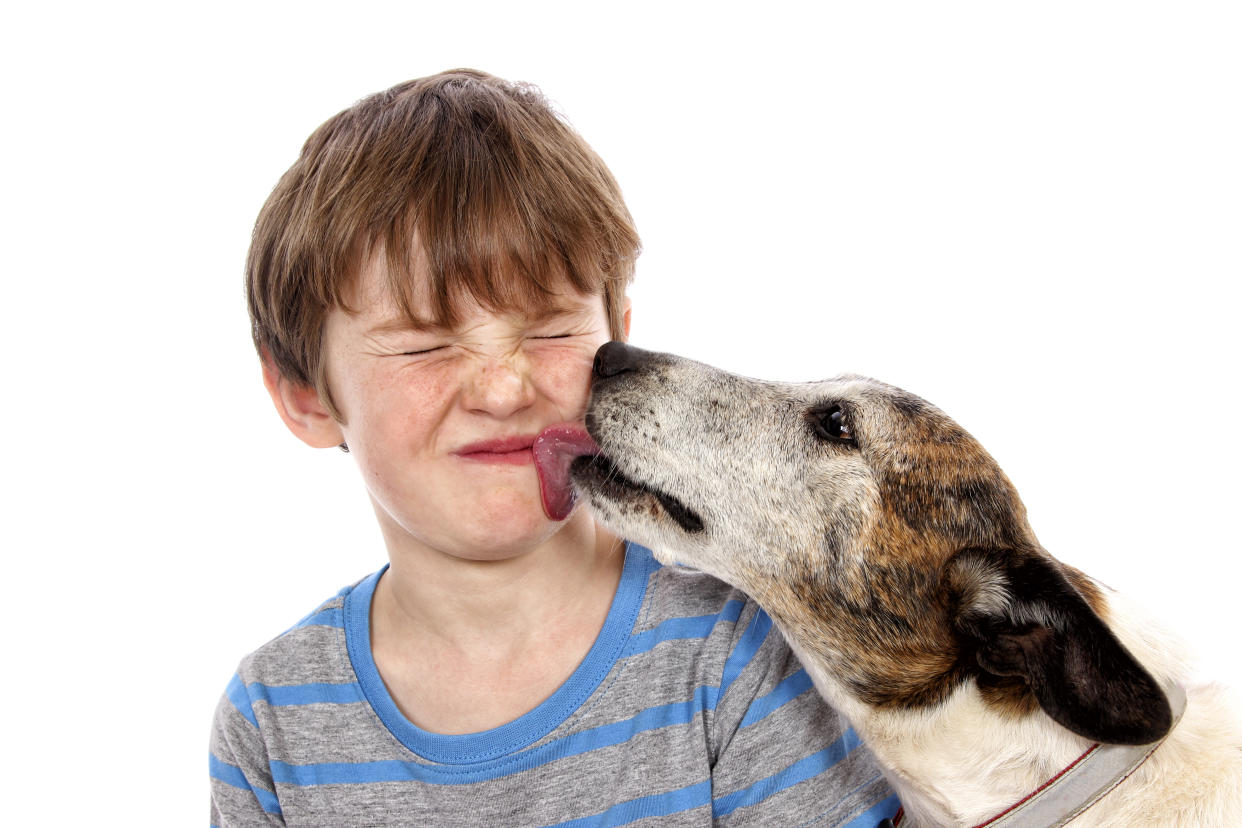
[246,68,640,419]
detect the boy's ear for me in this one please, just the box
[946,547,1172,746]
[261,352,345,449]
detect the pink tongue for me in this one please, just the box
[532,423,601,521]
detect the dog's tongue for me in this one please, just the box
[533,423,600,521]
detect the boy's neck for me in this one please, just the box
[367,513,626,734]
[375,512,624,646]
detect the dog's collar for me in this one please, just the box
[886,681,1188,828]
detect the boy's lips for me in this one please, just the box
[532,423,601,521]
[454,436,537,464]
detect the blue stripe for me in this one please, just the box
[719,609,772,697]
[840,793,902,828]
[254,681,364,707]
[542,780,712,828]
[292,605,345,630]
[271,758,415,786]
[230,678,365,724]
[627,600,745,654]
[712,730,863,818]
[209,753,251,789]
[210,753,282,815]
[528,683,720,768]
[840,726,864,753]
[225,674,257,727]
[739,669,815,728]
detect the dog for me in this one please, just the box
[560,342,1242,826]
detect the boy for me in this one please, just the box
[211,68,898,826]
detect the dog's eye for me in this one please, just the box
[813,405,854,443]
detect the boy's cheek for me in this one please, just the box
[336,358,460,426]
[533,343,601,399]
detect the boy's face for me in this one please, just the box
[318,251,622,562]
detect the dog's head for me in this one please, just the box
[574,342,1172,745]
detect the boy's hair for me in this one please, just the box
[246,68,640,419]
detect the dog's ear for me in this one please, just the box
[945,547,1172,745]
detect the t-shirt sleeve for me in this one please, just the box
[707,602,900,826]
[209,673,286,827]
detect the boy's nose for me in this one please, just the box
[464,354,536,418]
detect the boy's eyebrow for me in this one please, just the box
[365,302,590,337]
[528,303,591,323]
[366,317,447,337]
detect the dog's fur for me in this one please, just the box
[573,342,1242,827]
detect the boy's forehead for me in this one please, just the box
[347,247,602,332]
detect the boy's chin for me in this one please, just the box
[453,493,581,549]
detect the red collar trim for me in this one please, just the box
[891,729,1171,827]
[887,681,1185,827]
[888,744,1128,827]
[971,744,1099,827]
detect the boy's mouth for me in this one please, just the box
[454,436,537,465]
[532,424,600,520]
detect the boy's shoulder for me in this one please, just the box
[642,549,764,627]
[622,546,792,686]
[233,571,378,688]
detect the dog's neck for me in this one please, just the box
[783,630,1103,826]
[771,591,1184,828]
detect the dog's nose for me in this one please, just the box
[593,341,643,378]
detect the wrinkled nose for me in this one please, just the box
[592,341,647,379]
[465,354,536,418]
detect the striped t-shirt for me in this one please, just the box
[210,543,898,826]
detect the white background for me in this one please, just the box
[4,1,1239,821]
